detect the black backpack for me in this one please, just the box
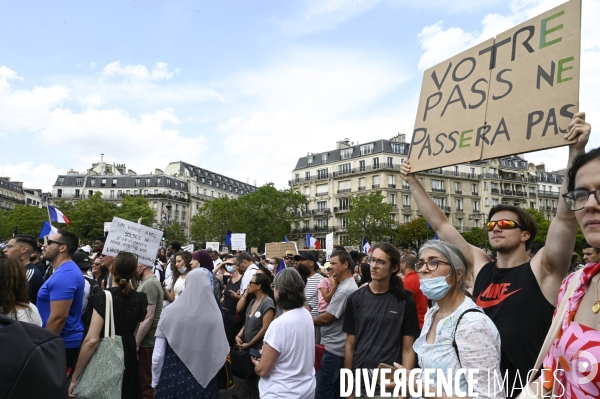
[0,314,68,398]
[82,276,102,336]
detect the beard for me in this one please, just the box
[296,263,311,278]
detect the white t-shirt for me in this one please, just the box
[12,303,43,326]
[259,307,316,399]
[240,264,259,293]
[81,278,91,314]
[173,276,186,300]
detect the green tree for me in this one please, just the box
[526,208,551,244]
[59,192,120,243]
[189,184,305,251]
[0,205,50,240]
[461,227,487,248]
[118,195,155,226]
[346,191,394,245]
[164,221,187,246]
[394,217,429,250]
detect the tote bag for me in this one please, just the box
[73,290,125,399]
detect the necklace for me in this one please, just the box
[593,276,600,313]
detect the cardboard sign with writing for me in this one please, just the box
[409,0,580,171]
[103,217,163,267]
[230,233,246,251]
[205,242,219,252]
[265,242,299,259]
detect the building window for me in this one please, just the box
[389,193,396,206]
[484,182,488,190]
[76,178,82,186]
[339,198,349,210]
[372,157,380,169]
[145,178,150,186]
[317,169,328,179]
[216,182,220,188]
[111,179,117,187]
[317,201,328,211]
[135,179,140,187]
[387,157,393,167]
[322,153,328,162]
[338,217,347,229]
[404,215,411,223]
[360,143,374,156]
[58,177,64,185]
[432,180,444,192]
[392,143,405,154]
[433,197,445,208]
[485,198,489,207]
[110,190,115,199]
[166,179,171,186]
[208,180,213,186]
[458,219,464,230]
[305,171,310,180]
[338,163,351,174]
[144,190,148,195]
[101,179,106,187]
[359,160,366,171]
[473,200,480,212]
[373,175,380,187]
[340,148,353,160]
[455,182,461,193]
[358,177,365,189]
[91,179,96,186]
[403,195,410,207]
[316,184,328,195]
[493,198,499,206]
[472,183,478,194]
[307,156,313,166]
[388,175,395,187]
[456,199,463,210]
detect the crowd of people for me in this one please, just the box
[0,112,599,399]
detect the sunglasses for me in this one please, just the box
[486,219,521,231]
[44,237,66,247]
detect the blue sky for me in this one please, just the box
[1,0,598,191]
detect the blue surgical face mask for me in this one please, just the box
[180,266,187,274]
[357,275,362,283]
[420,272,453,300]
[226,265,234,273]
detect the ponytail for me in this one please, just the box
[114,275,131,295]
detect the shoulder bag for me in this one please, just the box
[72,290,125,399]
[517,269,583,399]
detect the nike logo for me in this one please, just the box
[476,283,522,308]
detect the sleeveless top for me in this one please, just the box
[473,261,554,398]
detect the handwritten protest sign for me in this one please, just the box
[231,233,246,251]
[206,242,219,251]
[103,217,163,267]
[409,0,580,171]
[265,242,299,258]
[326,233,334,260]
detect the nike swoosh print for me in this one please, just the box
[476,288,522,308]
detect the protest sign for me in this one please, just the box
[250,247,258,253]
[326,233,334,261]
[265,242,299,258]
[230,233,246,251]
[104,222,112,232]
[206,242,219,251]
[103,217,163,267]
[409,0,580,171]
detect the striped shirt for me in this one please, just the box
[305,273,324,318]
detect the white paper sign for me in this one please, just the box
[230,233,246,251]
[182,244,195,252]
[325,233,334,261]
[206,242,220,251]
[103,222,112,232]
[103,216,163,267]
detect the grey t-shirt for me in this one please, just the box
[244,296,276,349]
[321,277,358,356]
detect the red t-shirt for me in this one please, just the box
[402,271,427,329]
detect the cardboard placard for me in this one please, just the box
[250,247,258,254]
[230,233,246,251]
[264,242,299,259]
[103,216,163,267]
[409,0,580,171]
[205,242,219,252]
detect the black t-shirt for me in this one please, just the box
[473,261,554,398]
[32,261,47,276]
[25,264,43,306]
[343,285,420,370]
[222,277,242,311]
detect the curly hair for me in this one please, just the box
[0,257,31,318]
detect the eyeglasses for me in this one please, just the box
[415,259,452,272]
[44,237,66,247]
[368,257,389,267]
[249,281,259,286]
[486,219,521,231]
[562,188,600,211]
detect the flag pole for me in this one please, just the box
[46,204,52,224]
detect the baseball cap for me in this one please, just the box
[294,252,317,263]
[72,252,92,270]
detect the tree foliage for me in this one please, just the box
[461,227,487,249]
[0,206,50,240]
[165,221,187,246]
[190,184,305,251]
[393,217,429,250]
[346,191,395,245]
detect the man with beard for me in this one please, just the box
[4,234,44,305]
[91,236,105,259]
[37,231,85,372]
[399,111,591,399]
[295,252,323,318]
[30,245,47,276]
[284,250,296,268]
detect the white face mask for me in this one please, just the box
[267,264,274,271]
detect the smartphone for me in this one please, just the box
[249,348,261,358]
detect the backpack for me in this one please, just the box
[82,276,102,337]
[153,259,165,284]
[0,314,68,398]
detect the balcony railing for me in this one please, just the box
[372,184,380,189]
[455,190,462,195]
[358,186,366,191]
[388,184,396,188]
[431,188,446,193]
[491,188,499,194]
[337,189,351,194]
[315,192,328,196]
[472,192,478,196]
[538,190,559,197]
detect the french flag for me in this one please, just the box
[362,237,372,254]
[306,234,320,249]
[48,205,70,225]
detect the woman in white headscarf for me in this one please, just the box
[152,268,229,399]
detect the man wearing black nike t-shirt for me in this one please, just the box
[400,112,591,398]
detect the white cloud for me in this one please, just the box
[101,61,178,81]
[280,0,382,36]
